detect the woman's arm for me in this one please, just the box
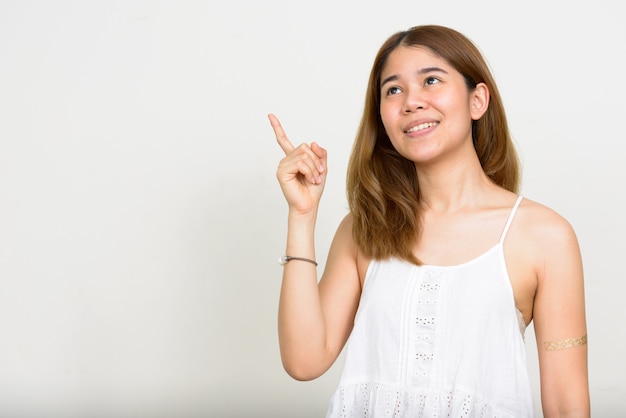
[279,215,361,380]
[270,114,362,381]
[531,208,590,417]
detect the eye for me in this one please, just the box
[425,76,441,86]
[385,86,402,96]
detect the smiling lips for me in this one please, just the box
[404,121,438,134]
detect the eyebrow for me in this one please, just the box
[380,67,449,88]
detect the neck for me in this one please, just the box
[416,153,496,213]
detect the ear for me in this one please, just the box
[470,82,489,120]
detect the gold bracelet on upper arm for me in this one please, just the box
[543,334,587,351]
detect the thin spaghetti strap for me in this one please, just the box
[499,196,524,244]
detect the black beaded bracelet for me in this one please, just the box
[278,255,318,266]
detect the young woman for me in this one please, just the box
[269,25,589,417]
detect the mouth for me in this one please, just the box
[404,121,438,134]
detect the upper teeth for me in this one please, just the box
[406,122,436,133]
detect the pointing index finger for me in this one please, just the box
[268,113,295,154]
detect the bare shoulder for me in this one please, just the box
[335,212,354,234]
[511,197,582,280]
[504,197,584,325]
[325,213,359,265]
[330,213,371,285]
[329,213,357,253]
[515,197,579,247]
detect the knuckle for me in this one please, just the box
[297,143,310,153]
[295,159,309,171]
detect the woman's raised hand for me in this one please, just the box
[269,113,327,216]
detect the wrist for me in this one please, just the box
[287,207,318,224]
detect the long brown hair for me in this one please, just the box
[346,25,520,265]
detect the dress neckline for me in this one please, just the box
[417,242,502,270]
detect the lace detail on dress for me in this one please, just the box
[409,269,441,384]
[328,383,516,418]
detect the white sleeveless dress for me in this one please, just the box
[327,196,534,417]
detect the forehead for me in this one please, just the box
[381,45,453,77]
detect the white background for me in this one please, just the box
[0,1,624,417]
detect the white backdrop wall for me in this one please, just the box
[0,1,623,417]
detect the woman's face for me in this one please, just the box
[379,45,487,166]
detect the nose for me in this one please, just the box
[403,89,425,113]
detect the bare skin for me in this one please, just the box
[270,46,588,417]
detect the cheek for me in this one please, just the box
[432,94,457,112]
[379,104,397,135]
[437,96,472,128]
